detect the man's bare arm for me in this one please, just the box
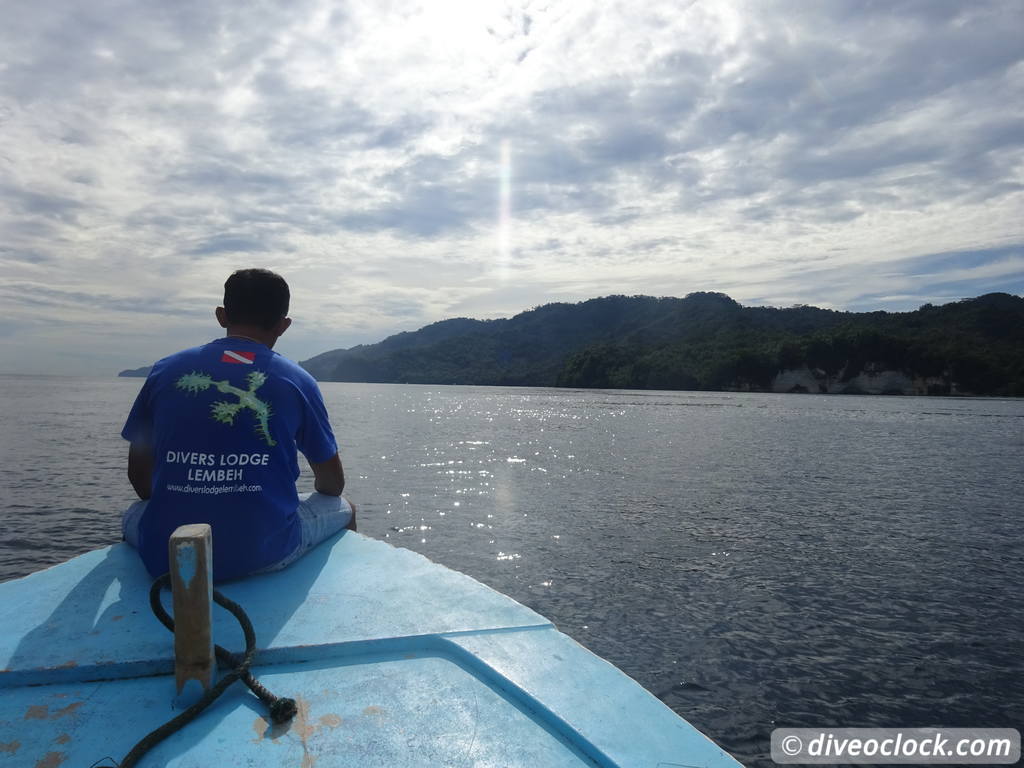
[128,443,154,500]
[310,452,345,496]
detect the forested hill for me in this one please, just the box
[300,292,1024,396]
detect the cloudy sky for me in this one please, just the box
[2,0,1022,375]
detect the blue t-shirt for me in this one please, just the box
[122,338,337,581]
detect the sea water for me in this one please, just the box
[1,375,1021,766]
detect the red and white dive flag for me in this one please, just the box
[221,350,256,365]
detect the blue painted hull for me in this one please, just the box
[0,532,740,766]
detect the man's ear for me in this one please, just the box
[215,307,229,328]
[276,316,292,337]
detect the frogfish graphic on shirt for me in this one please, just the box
[122,338,338,580]
[176,369,277,447]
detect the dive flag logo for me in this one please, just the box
[221,350,256,365]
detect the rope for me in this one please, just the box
[108,574,297,767]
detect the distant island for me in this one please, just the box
[121,292,1024,396]
[117,365,153,378]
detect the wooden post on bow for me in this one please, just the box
[168,524,215,695]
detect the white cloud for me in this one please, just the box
[0,0,1021,374]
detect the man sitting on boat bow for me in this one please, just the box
[120,268,355,582]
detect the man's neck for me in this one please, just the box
[224,326,277,349]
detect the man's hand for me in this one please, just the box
[310,452,345,496]
[128,442,154,500]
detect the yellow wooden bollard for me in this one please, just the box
[168,524,215,695]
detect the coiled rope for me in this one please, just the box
[110,573,297,767]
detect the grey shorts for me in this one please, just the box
[122,492,354,575]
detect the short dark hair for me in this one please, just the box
[223,269,290,330]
